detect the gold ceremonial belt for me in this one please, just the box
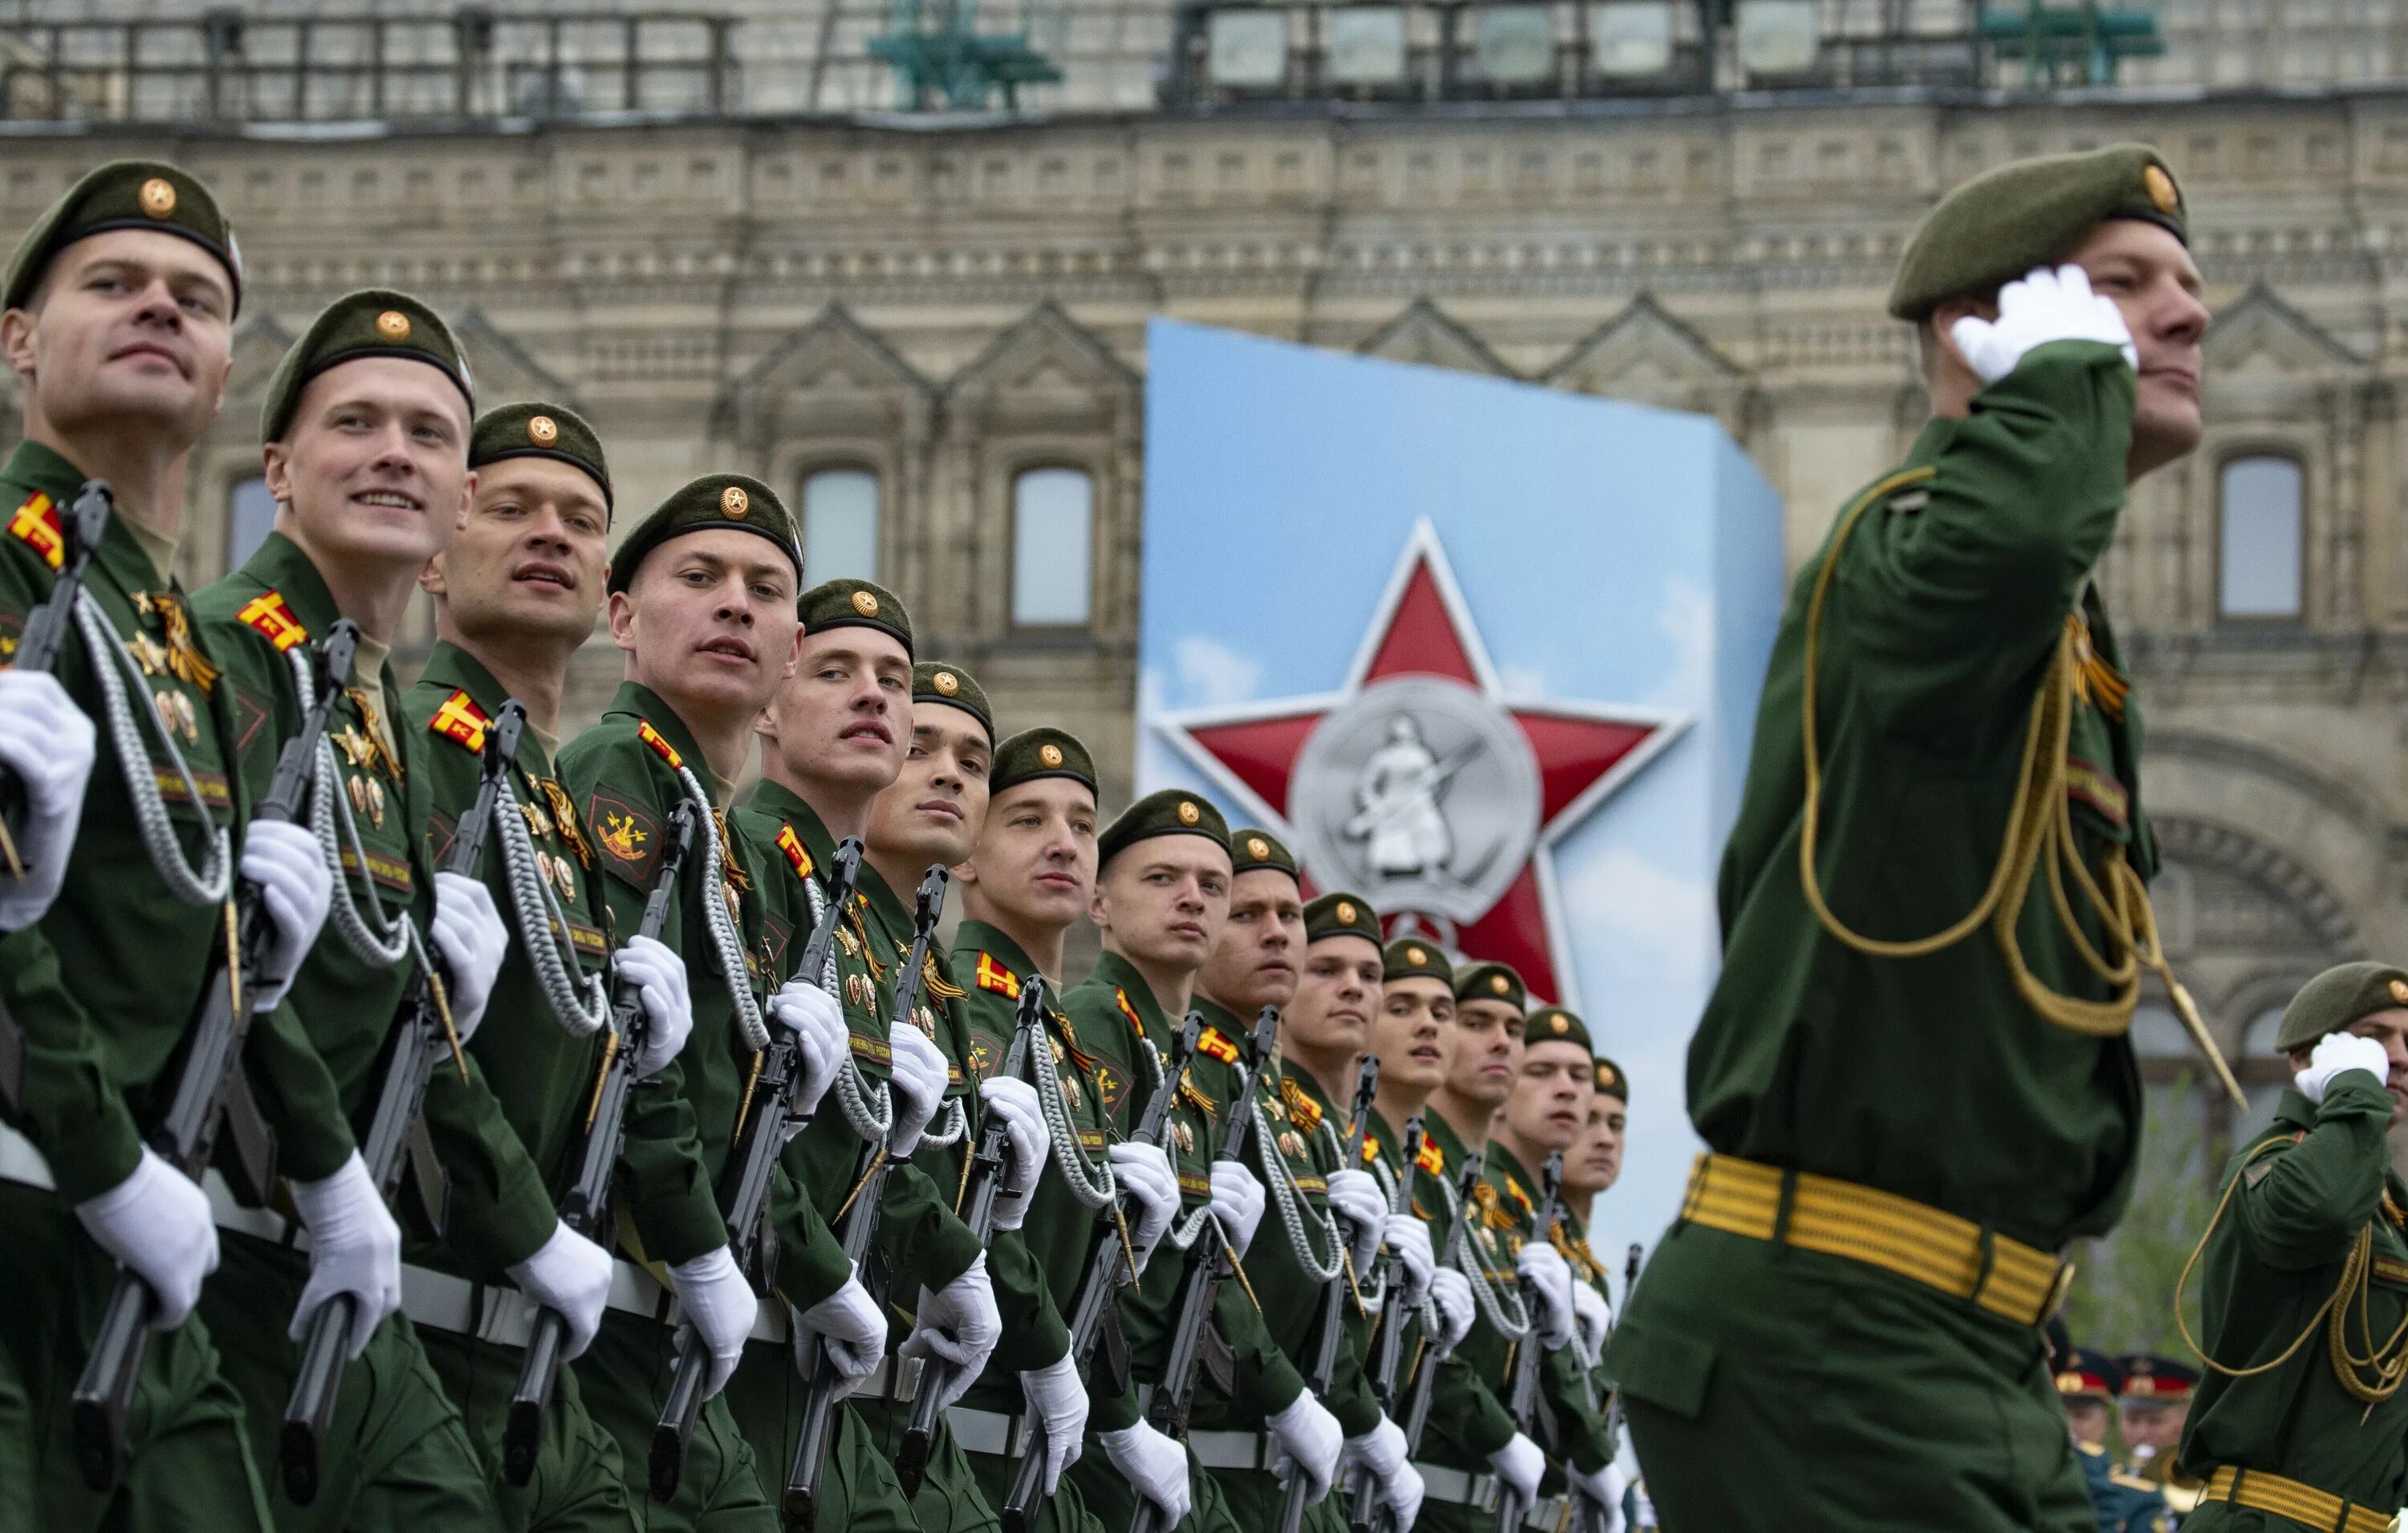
[2202,1466,2394,1533]
[1678,1153,2072,1326]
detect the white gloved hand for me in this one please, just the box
[612,933,692,1076]
[1948,263,2137,384]
[507,1219,615,1362]
[666,1245,759,1399]
[429,869,507,1044]
[0,669,95,932]
[287,1150,402,1358]
[1489,1433,1544,1512]
[1430,1267,1475,1351]
[1382,1213,1435,1308]
[796,1267,886,1401]
[885,1020,949,1157]
[1100,1422,1191,1523]
[899,1252,1000,1412]
[1267,1391,1344,1504]
[2297,1031,2394,1105]
[73,1147,217,1329]
[1324,1167,1386,1273]
[1209,1159,1267,1261]
[241,818,332,1014]
[1343,1415,1419,1526]
[767,978,848,1117]
[1571,1282,1612,1368]
[979,1076,1047,1234]
[1572,1462,1628,1533]
[1019,1353,1089,1494]
[1108,1141,1179,1272]
[1517,1241,1576,1348]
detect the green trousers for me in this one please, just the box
[852,1384,1003,1533]
[1070,1439,1242,1533]
[0,1184,274,1533]
[417,1317,637,1532]
[1607,1221,2092,1533]
[578,1307,776,1532]
[720,1331,924,1533]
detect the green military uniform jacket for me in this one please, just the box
[196,532,535,1237]
[0,442,351,1199]
[1680,341,2149,1253]
[2076,1441,2172,1533]
[1404,1109,1519,1470]
[2176,1076,2408,1510]
[1476,1141,1613,1477]
[1551,1202,1619,1422]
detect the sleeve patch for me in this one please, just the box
[426,810,458,864]
[587,788,662,880]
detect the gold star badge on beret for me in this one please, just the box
[852,589,879,617]
[139,177,177,218]
[1177,800,1201,826]
[527,413,559,445]
[1490,974,1510,995]
[375,309,412,341]
[1040,743,1064,768]
[722,486,749,518]
[2143,164,2178,215]
[1247,836,1270,860]
[2392,979,2408,1005]
[933,669,959,696]
[1597,1063,1617,1088]
[1551,1014,1569,1035]
[1337,901,1357,925]
[1407,945,1426,966]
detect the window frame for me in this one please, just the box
[1006,460,1100,632]
[795,460,885,587]
[2213,448,2308,625]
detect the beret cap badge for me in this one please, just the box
[139,177,177,218]
[1336,901,1357,925]
[2394,979,2408,1005]
[2143,164,2179,215]
[721,486,749,518]
[1247,836,1270,860]
[1406,945,1426,965]
[375,310,412,341]
[1177,800,1201,826]
[1039,743,1064,768]
[1552,1014,1569,1035]
[852,589,880,617]
[933,669,960,696]
[527,413,559,445]
[1491,974,1511,995]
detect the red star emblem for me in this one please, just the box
[1154,521,1686,1004]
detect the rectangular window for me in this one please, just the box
[227,476,278,571]
[2218,456,2304,619]
[1011,468,1093,627]
[802,468,880,584]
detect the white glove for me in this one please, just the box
[767,978,848,1117]
[1382,1214,1435,1308]
[287,1150,403,1359]
[979,1076,1047,1234]
[0,669,94,931]
[1571,1282,1612,1368]
[1210,1159,1267,1261]
[73,1147,217,1329]
[1267,1391,1344,1504]
[612,934,693,1077]
[1430,1267,1475,1351]
[1018,1353,1088,1494]
[1324,1167,1386,1273]
[2297,1031,2394,1105]
[796,1267,886,1401]
[1572,1462,1628,1533]
[666,1245,759,1400]
[506,1220,614,1362]
[1108,1141,1179,1272]
[240,819,332,1014]
[429,869,506,1044]
[1343,1416,1419,1527]
[1517,1241,1576,1348]
[885,1020,949,1158]
[899,1252,1000,1412]
[1099,1422,1191,1523]
[1489,1433,1544,1511]
[1948,263,2136,384]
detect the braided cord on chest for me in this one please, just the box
[493,773,609,1035]
[72,591,230,905]
[292,649,410,967]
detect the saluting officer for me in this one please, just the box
[1609,144,2215,1531]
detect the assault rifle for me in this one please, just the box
[503,799,700,1482]
[1493,1151,1564,1533]
[650,837,862,1499]
[69,620,359,1494]
[787,864,953,1527]
[1345,1112,1426,1533]
[1372,1159,1487,1533]
[1275,1055,1381,1533]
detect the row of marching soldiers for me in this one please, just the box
[0,158,1639,1533]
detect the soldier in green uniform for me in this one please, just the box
[2175,962,2408,1533]
[727,579,1003,1529]
[0,159,351,1533]
[2055,1347,2173,1533]
[1606,143,2216,1531]
[406,400,695,1531]
[193,287,537,1527]
[941,729,1182,1533]
[1554,1058,1628,1430]
[555,473,866,1531]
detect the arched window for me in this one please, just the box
[2218,455,2304,620]
[800,468,880,584]
[1011,467,1093,627]
[227,476,278,571]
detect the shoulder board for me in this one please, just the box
[1196,1026,1240,1065]
[7,492,63,571]
[1115,987,1144,1033]
[1505,1177,1533,1214]
[636,719,684,770]
[427,689,491,753]
[236,590,308,653]
[773,823,815,880]
[1362,1137,1381,1165]
[974,952,1020,999]
[1417,1138,1445,1175]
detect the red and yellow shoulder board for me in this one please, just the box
[427,689,491,753]
[7,493,62,571]
[1362,1137,1381,1165]
[1196,1027,1239,1065]
[236,591,307,653]
[974,952,1020,999]
[1416,1137,1445,1176]
[774,824,814,880]
[1505,1177,1533,1214]
[1115,988,1144,1034]
[636,720,684,770]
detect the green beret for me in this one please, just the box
[1231,828,1298,882]
[801,578,912,658]
[913,661,992,742]
[262,289,473,443]
[1384,937,1454,986]
[2275,961,2408,1053]
[470,402,611,516]
[1592,1056,1626,1103]
[990,727,1095,796]
[5,160,242,315]
[1526,1006,1593,1053]
[1889,142,2187,320]
[1099,789,1230,871]
[1304,892,1380,948]
[1454,961,1526,1011]
[607,473,799,597]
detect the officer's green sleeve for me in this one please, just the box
[1322,1295,1383,1438]
[0,926,143,1198]
[1217,1275,1306,1416]
[419,1050,557,1274]
[1538,1347,1613,1472]
[875,1161,983,1295]
[769,1164,852,1311]
[1429,1352,1517,1458]
[2229,1073,2393,1267]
